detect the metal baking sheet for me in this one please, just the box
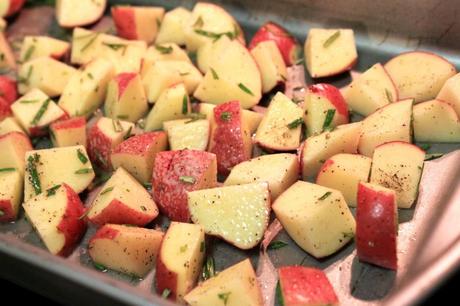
[1,1,460,305]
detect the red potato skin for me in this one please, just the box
[114,72,137,99]
[111,7,137,40]
[89,224,120,244]
[57,184,87,257]
[0,200,15,222]
[209,101,250,175]
[279,266,339,306]
[87,120,116,170]
[152,150,217,222]
[0,131,33,150]
[87,198,158,227]
[0,97,12,121]
[51,116,86,131]
[249,22,300,66]
[5,0,25,17]
[155,251,178,301]
[112,131,166,156]
[0,76,18,105]
[356,182,397,270]
[308,83,349,120]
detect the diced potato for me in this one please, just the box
[163,119,209,151]
[50,117,87,148]
[0,131,32,175]
[188,182,270,249]
[0,168,22,222]
[184,259,263,306]
[24,145,95,201]
[156,7,191,45]
[0,117,25,136]
[19,36,70,62]
[273,181,356,258]
[224,153,299,199]
[89,224,164,277]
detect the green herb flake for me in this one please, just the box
[75,168,93,174]
[323,30,341,48]
[156,18,162,28]
[342,232,354,239]
[27,154,41,195]
[87,72,94,80]
[0,167,16,172]
[218,292,231,305]
[46,184,61,197]
[155,45,173,54]
[179,175,196,184]
[182,95,189,115]
[18,65,34,85]
[93,262,107,271]
[80,33,100,52]
[161,288,171,299]
[19,99,39,104]
[77,149,88,164]
[23,45,36,62]
[102,42,127,52]
[117,115,128,120]
[418,143,431,151]
[385,88,394,103]
[287,118,303,129]
[123,126,133,140]
[185,112,207,123]
[0,210,4,217]
[425,153,444,161]
[268,240,288,250]
[100,186,114,195]
[112,119,123,132]
[202,256,215,280]
[193,16,204,28]
[31,98,51,126]
[238,83,254,96]
[322,109,336,132]
[220,111,232,122]
[276,281,285,306]
[140,205,147,211]
[318,191,332,201]
[210,67,219,80]
[143,182,152,189]
[200,241,205,253]
[180,244,188,253]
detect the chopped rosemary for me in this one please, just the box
[77,149,88,164]
[194,29,236,42]
[123,126,133,140]
[287,118,303,129]
[0,210,4,217]
[87,72,94,80]
[112,119,123,132]
[31,98,51,126]
[155,45,173,54]
[179,175,196,184]
[0,167,15,172]
[27,154,41,195]
[268,241,288,250]
[202,255,216,280]
[217,292,231,305]
[210,67,219,80]
[161,288,171,299]
[323,30,341,48]
[102,42,127,53]
[417,143,431,151]
[80,33,100,52]
[180,244,188,253]
[193,16,204,28]
[318,191,332,201]
[19,99,39,104]
[100,186,114,195]
[18,65,34,85]
[220,111,232,121]
[322,109,336,132]
[75,168,93,174]
[385,88,394,103]
[182,95,189,115]
[276,281,285,306]
[143,182,152,189]
[140,205,147,211]
[46,184,61,196]
[93,262,107,271]
[238,83,254,96]
[23,45,36,62]
[185,112,207,123]
[117,115,128,120]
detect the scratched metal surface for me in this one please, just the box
[1,1,460,305]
